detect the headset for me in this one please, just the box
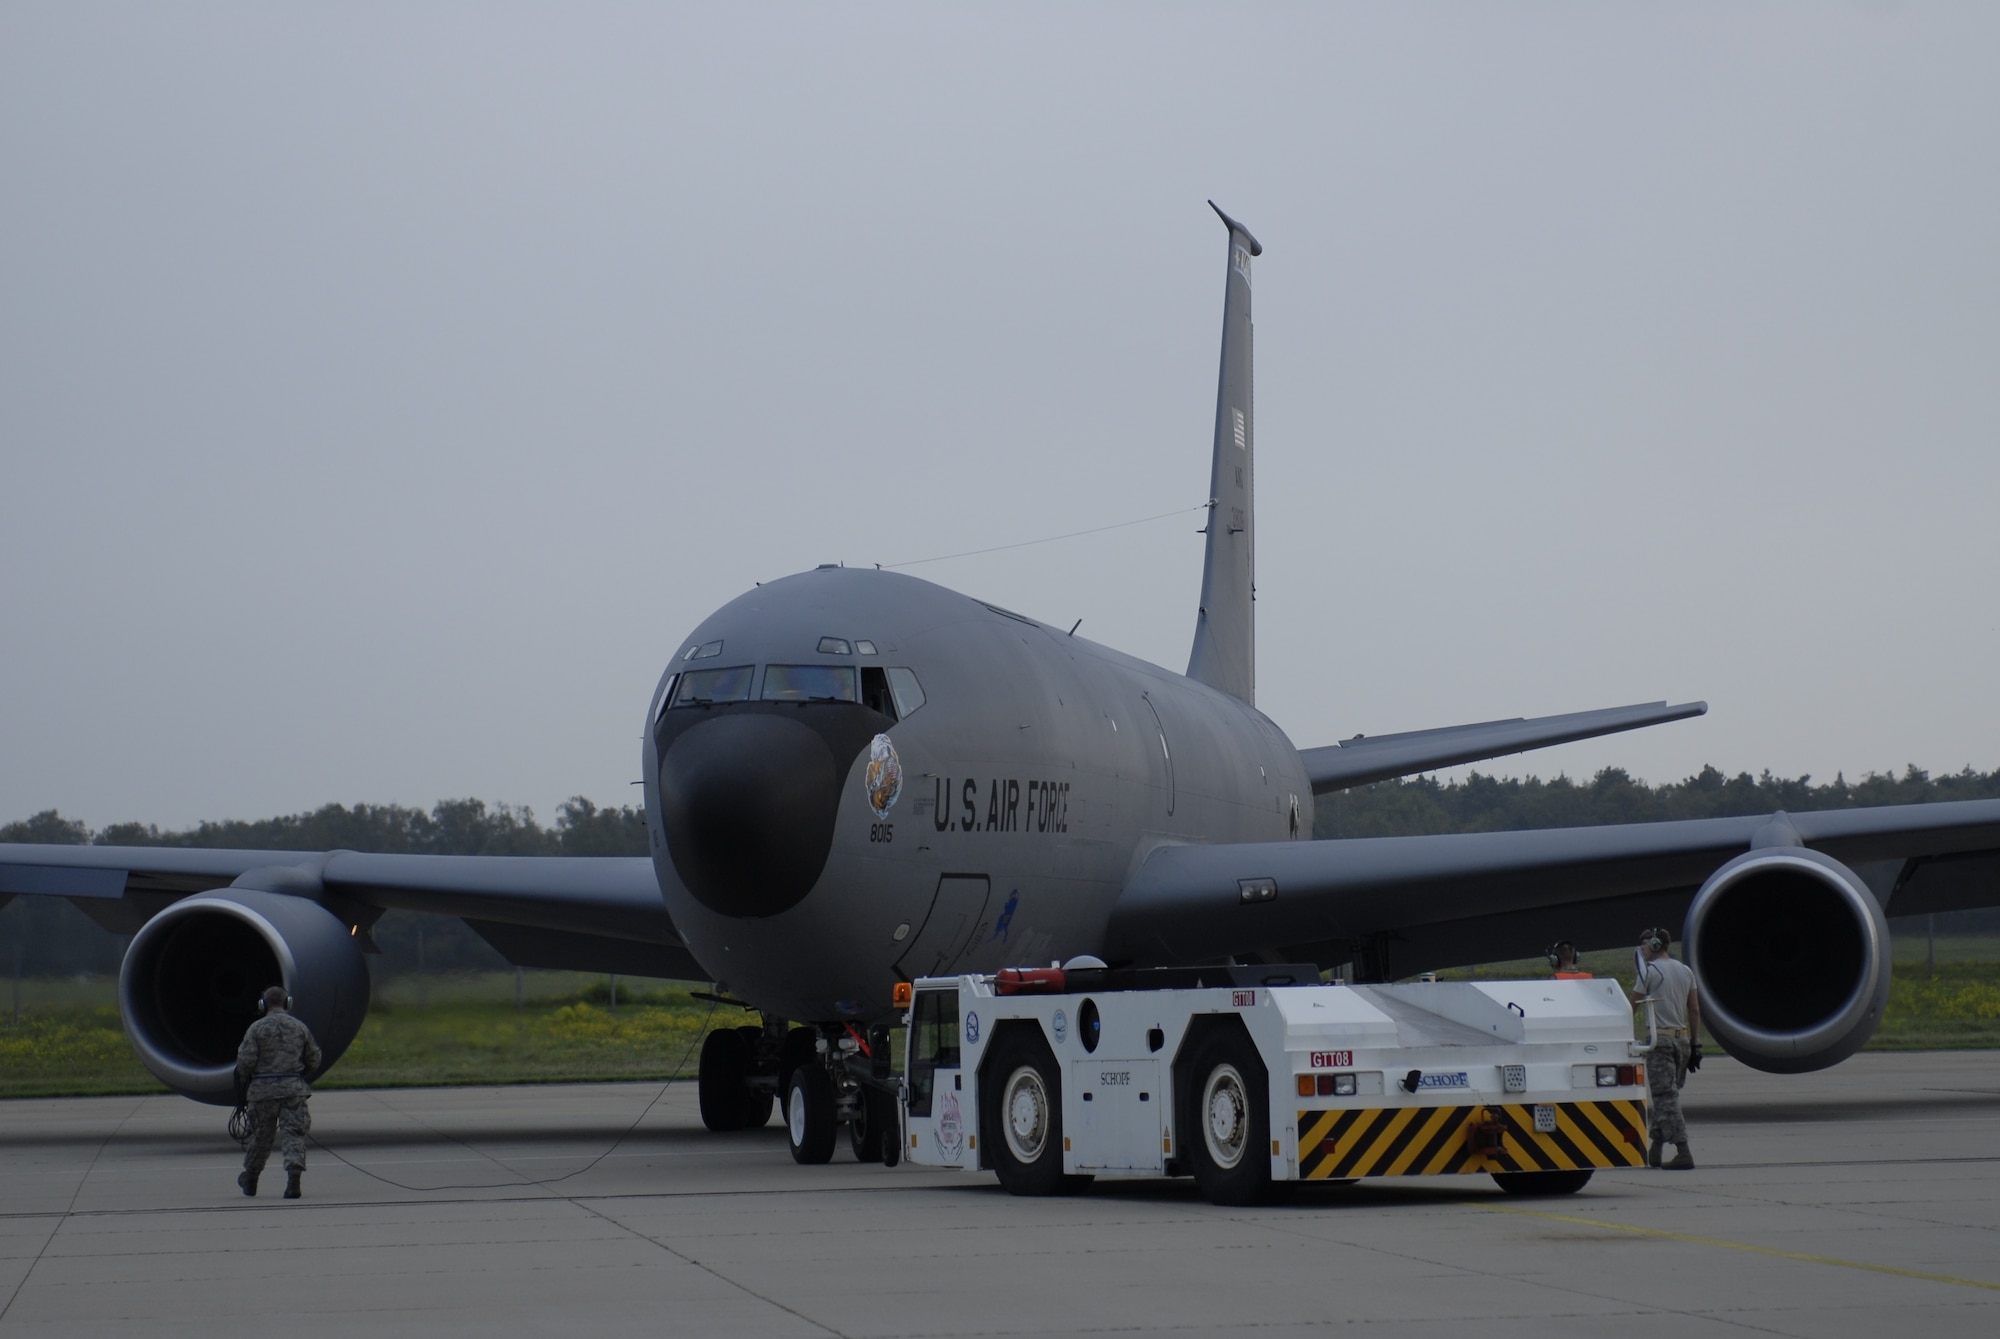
[1544,941,1578,972]
[257,987,294,1014]
[1641,927,1671,955]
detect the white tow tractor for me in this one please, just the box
[896,962,1649,1204]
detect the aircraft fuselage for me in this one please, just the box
[643,566,1309,1023]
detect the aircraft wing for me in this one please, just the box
[0,843,704,979]
[1104,797,2000,973]
[1298,700,1709,794]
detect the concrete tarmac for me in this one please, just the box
[3,1051,1998,1337]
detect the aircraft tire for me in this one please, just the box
[734,1026,774,1128]
[698,1028,755,1132]
[1187,1029,1279,1206]
[1492,1170,1593,1196]
[786,1063,838,1165]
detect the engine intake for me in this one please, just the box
[119,889,371,1104]
[1685,847,1890,1074]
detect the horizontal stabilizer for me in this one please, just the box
[1299,700,1708,795]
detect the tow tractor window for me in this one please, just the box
[671,665,754,706]
[761,664,858,703]
[906,989,959,1118]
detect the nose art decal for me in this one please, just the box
[865,734,903,819]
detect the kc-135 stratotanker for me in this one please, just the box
[6,204,1998,1166]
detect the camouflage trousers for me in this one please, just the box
[1646,1037,1690,1144]
[243,1094,312,1174]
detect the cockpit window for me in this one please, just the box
[862,666,924,721]
[886,667,925,718]
[672,665,754,706]
[816,636,852,655]
[681,640,724,662]
[761,664,859,703]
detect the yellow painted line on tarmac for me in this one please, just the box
[1480,1202,2000,1293]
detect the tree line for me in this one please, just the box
[1313,764,2000,838]
[0,795,651,858]
[0,798,650,979]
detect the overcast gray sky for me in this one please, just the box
[4,3,1996,832]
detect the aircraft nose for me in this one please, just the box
[657,712,843,917]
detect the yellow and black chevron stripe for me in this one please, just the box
[1296,1100,1646,1180]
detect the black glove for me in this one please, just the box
[1686,1041,1703,1074]
[233,1069,249,1107]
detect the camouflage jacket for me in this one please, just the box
[235,1011,322,1100]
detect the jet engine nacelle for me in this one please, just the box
[1684,847,1891,1074]
[118,889,371,1105]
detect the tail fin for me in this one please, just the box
[1186,201,1261,706]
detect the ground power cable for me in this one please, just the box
[297,998,718,1194]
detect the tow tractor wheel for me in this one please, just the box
[1492,1169,1593,1196]
[1186,1029,1281,1206]
[786,1063,837,1164]
[981,1030,1090,1197]
[850,1085,900,1165]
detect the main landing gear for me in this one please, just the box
[697,1015,900,1168]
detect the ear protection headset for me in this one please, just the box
[257,989,294,1014]
[1544,941,1577,971]
[1641,927,1669,954]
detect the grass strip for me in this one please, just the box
[7,961,1999,1100]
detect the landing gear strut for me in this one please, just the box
[781,1022,900,1166]
[694,1015,899,1164]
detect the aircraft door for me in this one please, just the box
[894,875,991,980]
[1141,694,1175,816]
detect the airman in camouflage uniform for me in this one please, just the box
[1629,928,1701,1170]
[236,985,321,1199]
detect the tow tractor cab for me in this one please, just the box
[899,964,1649,1205]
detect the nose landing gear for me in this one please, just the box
[698,1014,899,1166]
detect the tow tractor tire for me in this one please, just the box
[1186,1029,1281,1207]
[699,1028,756,1132]
[786,1063,837,1165]
[875,1085,902,1168]
[850,1085,898,1164]
[1492,1170,1593,1196]
[982,1030,1089,1197]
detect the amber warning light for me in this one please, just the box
[892,982,913,1007]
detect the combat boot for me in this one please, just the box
[284,1170,302,1199]
[1665,1143,1694,1170]
[1647,1138,1664,1168]
[238,1170,258,1197]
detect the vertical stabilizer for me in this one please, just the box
[1187,202,1260,705]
